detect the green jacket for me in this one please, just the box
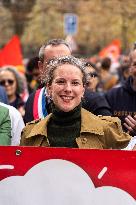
[20,108,131,149]
[0,105,11,145]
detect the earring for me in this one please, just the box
[47,93,53,103]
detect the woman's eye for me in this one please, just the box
[72,81,80,86]
[55,80,65,85]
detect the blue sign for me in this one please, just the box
[64,13,78,35]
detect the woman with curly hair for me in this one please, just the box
[20,56,135,150]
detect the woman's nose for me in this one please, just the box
[64,82,72,92]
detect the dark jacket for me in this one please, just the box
[10,95,25,110]
[105,76,136,132]
[83,89,112,116]
[24,91,35,123]
[24,88,112,124]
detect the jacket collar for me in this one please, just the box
[26,108,104,139]
[81,108,104,135]
[26,113,52,139]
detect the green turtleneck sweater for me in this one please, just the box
[47,104,81,148]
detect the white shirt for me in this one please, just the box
[0,102,25,145]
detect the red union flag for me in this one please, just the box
[0,35,25,73]
[0,146,135,204]
[99,39,121,62]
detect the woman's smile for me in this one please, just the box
[47,64,85,112]
[60,95,74,102]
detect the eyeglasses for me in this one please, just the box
[0,79,14,86]
[87,72,98,78]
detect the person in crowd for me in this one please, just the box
[82,61,112,116]
[115,57,130,87]
[0,102,25,145]
[84,61,99,92]
[105,47,136,135]
[0,105,11,145]
[20,56,134,150]
[99,57,118,91]
[0,85,9,104]
[24,39,112,124]
[123,48,136,136]
[25,56,41,94]
[0,67,25,116]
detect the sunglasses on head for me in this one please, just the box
[87,72,98,78]
[0,79,14,86]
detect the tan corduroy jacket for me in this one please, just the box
[20,108,131,149]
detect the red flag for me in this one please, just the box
[99,39,121,62]
[0,50,5,66]
[0,35,25,73]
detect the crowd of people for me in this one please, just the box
[0,38,136,149]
